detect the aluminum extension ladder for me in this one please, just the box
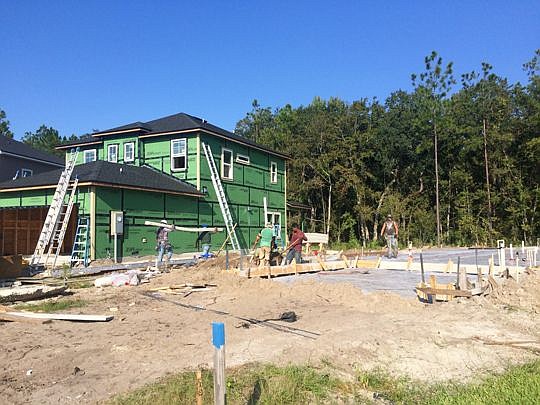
[30,148,79,267]
[44,178,79,269]
[70,216,90,267]
[201,142,240,250]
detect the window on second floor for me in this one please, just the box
[270,161,278,183]
[84,149,97,163]
[107,144,118,163]
[124,142,135,162]
[221,148,233,180]
[21,168,33,178]
[171,138,187,171]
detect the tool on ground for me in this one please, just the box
[30,148,80,269]
[201,142,240,251]
[263,311,298,323]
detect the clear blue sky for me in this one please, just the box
[1,1,539,140]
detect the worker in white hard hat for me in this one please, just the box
[380,214,399,258]
[155,219,174,269]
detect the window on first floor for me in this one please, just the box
[21,168,33,177]
[171,138,187,171]
[83,149,97,163]
[266,211,282,239]
[270,161,278,183]
[124,142,135,162]
[221,148,233,180]
[107,144,118,163]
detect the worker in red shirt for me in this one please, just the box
[285,223,307,264]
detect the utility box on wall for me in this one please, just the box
[110,211,124,235]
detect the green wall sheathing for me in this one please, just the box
[140,135,198,183]
[102,136,139,164]
[198,133,287,249]
[92,188,204,258]
[0,187,91,216]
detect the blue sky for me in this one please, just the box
[1,1,538,139]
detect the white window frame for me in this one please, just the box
[270,161,278,184]
[124,142,135,162]
[107,144,118,163]
[266,211,282,239]
[235,154,250,165]
[83,149,97,163]
[170,138,187,171]
[21,168,33,177]
[221,148,233,180]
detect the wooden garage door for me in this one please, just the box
[0,206,78,256]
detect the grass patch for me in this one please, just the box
[357,360,540,404]
[108,360,540,405]
[109,363,349,405]
[14,298,87,313]
[67,281,94,289]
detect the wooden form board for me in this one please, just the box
[246,258,380,278]
[380,260,504,275]
[303,233,329,244]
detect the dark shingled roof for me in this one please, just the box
[0,135,64,165]
[0,160,204,197]
[92,121,152,135]
[57,112,289,158]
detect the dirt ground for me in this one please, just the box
[1,257,539,404]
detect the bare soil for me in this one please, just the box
[1,258,539,404]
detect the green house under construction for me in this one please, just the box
[0,113,289,261]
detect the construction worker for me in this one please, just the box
[156,219,174,269]
[254,222,274,267]
[380,214,399,258]
[196,224,212,258]
[285,223,307,265]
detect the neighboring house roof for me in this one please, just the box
[56,112,289,159]
[0,160,204,197]
[0,135,64,166]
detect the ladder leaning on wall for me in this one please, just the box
[30,148,80,269]
[201,142,241,251]
[70,216,90,267]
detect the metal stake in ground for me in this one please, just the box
[212,322,226,405]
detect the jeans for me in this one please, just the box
[385,235,398,258]
[286,249,302,265]
[156,243,173,266]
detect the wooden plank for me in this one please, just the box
[4,311,113,322]
[341,254,351,268]
[415,287,472,297]
[0,313,52,324]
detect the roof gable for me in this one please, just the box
[56,112,289,158]
[0,160,203,197]
[0,135,64,165]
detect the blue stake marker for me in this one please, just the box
[212,322,225,348]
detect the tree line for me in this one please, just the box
[0,111,78,158]
[235,50,539,247]
[2,50,538,247]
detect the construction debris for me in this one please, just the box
[0,305,113,323]
[0,284,67,303]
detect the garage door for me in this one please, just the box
[0,206,78,256]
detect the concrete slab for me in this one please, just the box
[278,268,457,298]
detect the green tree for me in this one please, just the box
[22,125,68,157]
[0,109,14,138]
[412,51,456,246]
